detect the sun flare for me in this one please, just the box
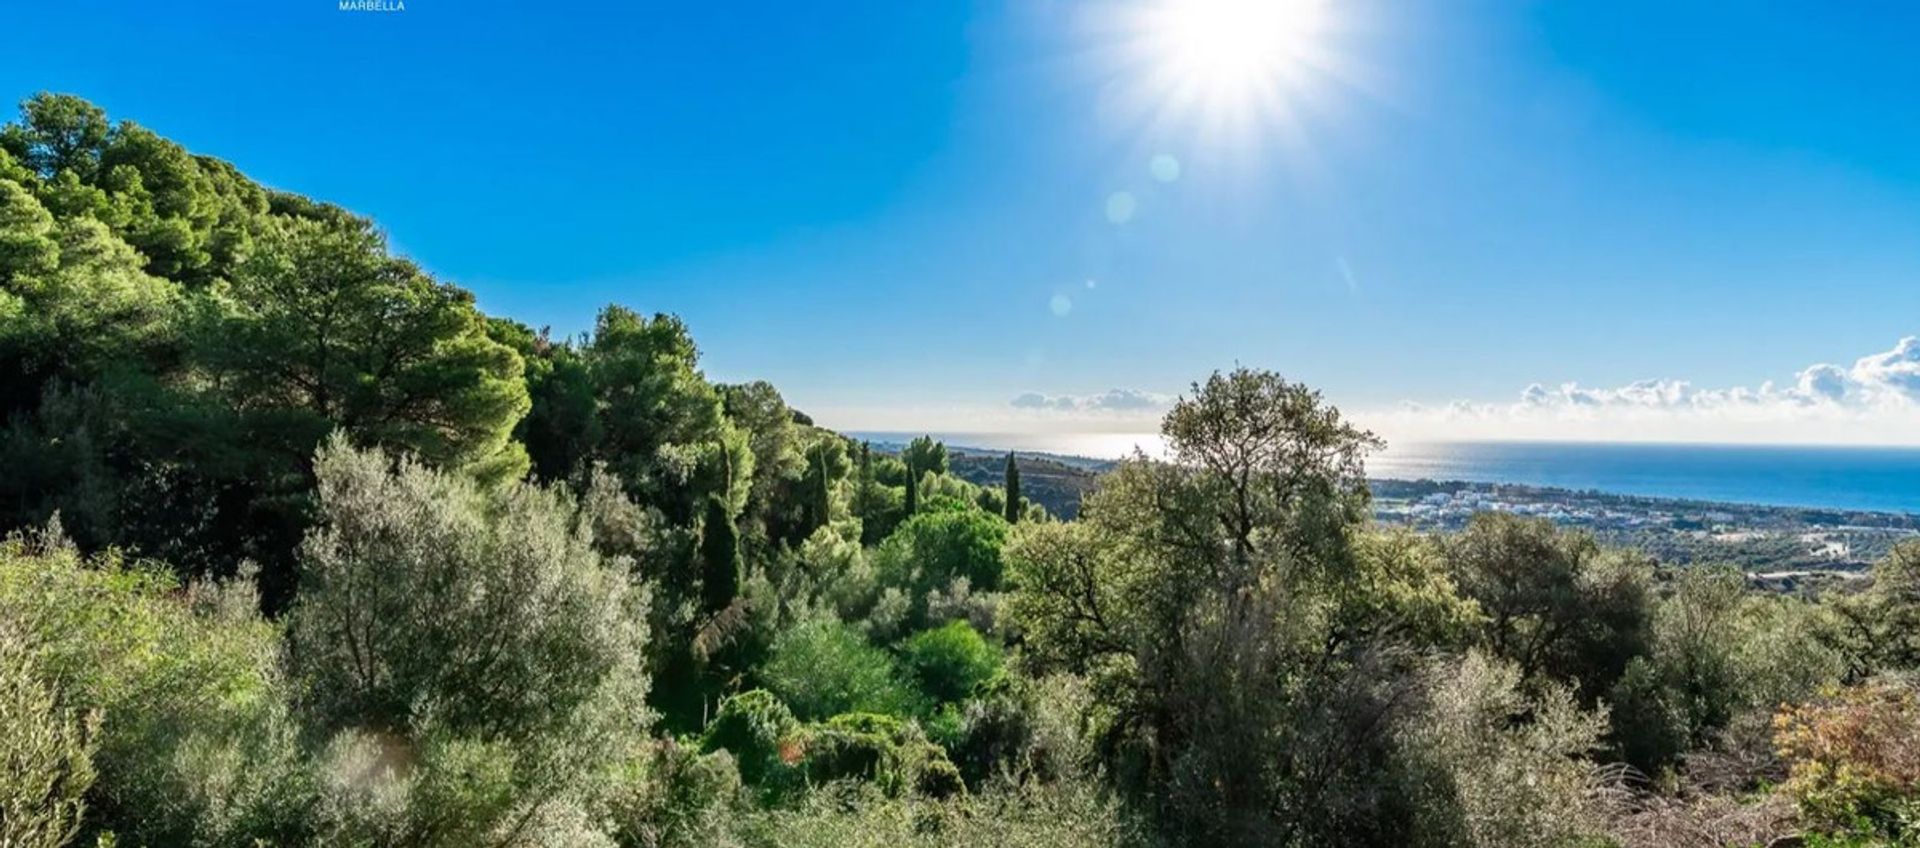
[1155,0,1325,97]
[1106,0,1343,148]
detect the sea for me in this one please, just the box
[846,432,1920,515]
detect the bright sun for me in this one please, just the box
[1111,0,1340,145]
[1158,0,1325,96]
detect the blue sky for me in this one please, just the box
[7,1,1920,442]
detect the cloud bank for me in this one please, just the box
[1370,336,1920,445]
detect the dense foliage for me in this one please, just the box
[5,94,1920,847]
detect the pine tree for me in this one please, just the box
[1004,452,1022,524]
[699,493,742,613]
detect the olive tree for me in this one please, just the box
[287,434,652,845]
[1008,368,1477,844]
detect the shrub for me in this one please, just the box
[1775,681,1920,840]
[800,713,963,799]
[0,623,97,848]
[924,673,1094,787]
[1608,568,1846,774]
[308,727,619,847]
[900,621,1002,705]
[922,576,1001,637]
[1826,541,1920,677]
[0,528,310,846]
[758,618,924,720]
[700,690,801,788]
[607,739,742,848]
[1395,652,1612,848]
[729,780,1141,848]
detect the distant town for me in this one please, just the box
[934,443,1919,586]
[1368,479,1917,583]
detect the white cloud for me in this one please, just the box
[1366,336,1920,445]
[1850,336,1920,398]
[1010,387,1172,413]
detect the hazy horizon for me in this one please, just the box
[845,429,1920,461]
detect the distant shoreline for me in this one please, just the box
[852,433,1920,519]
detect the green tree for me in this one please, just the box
[808,442,831,532]
[1827,540,1920,678]
[0,180,186,551]
[903,435,948,479]
[0,177,58,286]
[872,509,1009,630]
[0,176,182,421]
[721,380,808,538]
[0,93,110,181]
[1444,511,1653,700]
[200,214,531,481]
[581,306,744,521]
[1003,452,1022,524]
[499,322,600,485]
[901,621,1003,705]
[1004,368,1494,843]
[3,94,268,286]
[150,214,534,606]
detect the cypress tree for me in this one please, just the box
[855,441,873,520]
[1004,452,1022,523]
[904,457,919,516]
[809,445,832,532]
[699,493,742,613]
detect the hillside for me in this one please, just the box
[945,449,1106,519]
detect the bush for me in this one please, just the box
[1608,568,1845,774]
[0,623,97,848]
[729,780,1142,848]
[900,621,1002,705]
[799,713,963,799]
[700,690,801,789]
[1395,652,1612,848]
[308,726,622,847]
[1775,681,1920,840]
[758,618,924,720]
[926,673,1094,787]
[1826,541,1920,677]
[0,528,310,846]
[607,739,742,848]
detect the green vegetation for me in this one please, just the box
[7,93,1920,847]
